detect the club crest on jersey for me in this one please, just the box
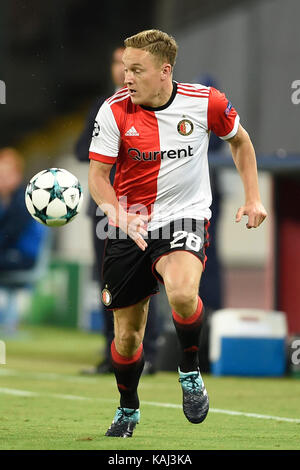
[101,288,112,306]
[177,119,194,136]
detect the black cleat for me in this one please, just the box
[105,407,140,438]
[178,367,209,424]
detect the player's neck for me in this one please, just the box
[145,80,174,109]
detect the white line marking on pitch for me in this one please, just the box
[144,401,300,423]
[0,368,153,388]
[0,386,299,424]
[0,387,38,397]
[0,368,100,384]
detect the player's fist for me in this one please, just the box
[235,201,267,229]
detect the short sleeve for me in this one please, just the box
[89,100,120,163]
[207,87,240,140]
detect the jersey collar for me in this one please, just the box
[139,81,177,112]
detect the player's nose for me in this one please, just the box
[124,71,134,85]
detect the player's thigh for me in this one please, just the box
[113,297,150,349]
[152,218,209,305]
[102,227,159,310]
[156,250,203,300]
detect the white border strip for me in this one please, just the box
[220,114,240,140]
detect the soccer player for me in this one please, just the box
[88,29,267,437]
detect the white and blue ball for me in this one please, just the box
[25,168,83,226]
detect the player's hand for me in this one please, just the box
[118,211,149,251]
[235,201,267,229]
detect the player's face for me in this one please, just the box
[123,47,168,106]
[111,48,125,89]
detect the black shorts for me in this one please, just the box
[101,218,210,310]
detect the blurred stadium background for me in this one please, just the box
[0,0,300,450]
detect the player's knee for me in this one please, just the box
[168,287,197,317]
[115,329,142,357]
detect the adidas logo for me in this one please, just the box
[125,126,139,136]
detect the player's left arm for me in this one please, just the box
[207,86,267,229]
[227,124,267,229]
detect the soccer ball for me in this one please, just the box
[25,168,83,227]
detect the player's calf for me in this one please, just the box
[110,340,144,410]
[171,296,209,423]
[172,296,204,372]
[105,341,144,437]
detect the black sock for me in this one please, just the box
[111,340,144,409]
[172,296,204,373]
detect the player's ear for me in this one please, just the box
[161,63,172,80]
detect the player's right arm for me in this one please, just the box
[88,100,148,250]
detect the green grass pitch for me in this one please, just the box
[0,325,300,450]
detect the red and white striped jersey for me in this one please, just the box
[89,81,239,231]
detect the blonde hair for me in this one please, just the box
[124,29,178,67]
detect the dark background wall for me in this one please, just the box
[0,0,154,146]
[155,0,300,154]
